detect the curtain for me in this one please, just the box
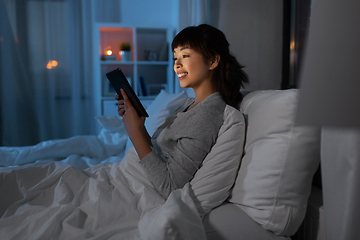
[0,0,96,146]
[177,0,211,31]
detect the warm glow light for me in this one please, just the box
[290,40,295,51]
[51,60,58,67]
[105,46,113,56]
[46,60,58,69]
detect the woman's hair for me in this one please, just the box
[172,24,249,108]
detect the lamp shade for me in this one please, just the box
[296,0,360,128]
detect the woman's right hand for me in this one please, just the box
[115,89,152,159]
[115,89,146,135]
[115,93,126,117]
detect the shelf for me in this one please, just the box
[94,24,174,116]
[100,61,134,65]
[100,61,170,66]
[137,61,170,65]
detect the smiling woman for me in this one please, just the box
[115,24,249,199]
[172,24,249,109]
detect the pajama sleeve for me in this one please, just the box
[140,96,225,199]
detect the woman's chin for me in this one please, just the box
[179,81,191,89]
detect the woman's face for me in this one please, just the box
[173,46,213,90]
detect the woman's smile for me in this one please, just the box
[177,72,188,80]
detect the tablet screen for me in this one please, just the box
[106,68,149,117]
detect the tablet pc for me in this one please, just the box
[106,68,149,117]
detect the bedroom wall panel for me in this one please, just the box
[215,0,283,91]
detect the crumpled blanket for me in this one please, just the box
[0,134,128,170]
[0,148,206,240]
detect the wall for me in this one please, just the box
[213,0,283,91]
[93,0,177,28]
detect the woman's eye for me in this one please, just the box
[173,55,189,62]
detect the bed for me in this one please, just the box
[0,89,321,240]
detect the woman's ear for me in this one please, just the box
[209,55,220,70]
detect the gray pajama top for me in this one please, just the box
[140,92,226,198]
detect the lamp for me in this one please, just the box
[105,46,113,56]
[295,1,360,239]
[102,46,116,61]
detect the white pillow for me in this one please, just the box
[145,90,188,136]
[125,90,188,153]
[189,105,246,217]
[228,90,321,236]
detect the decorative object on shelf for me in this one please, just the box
[139,76,147,96]
[119,42,132,62]
[158,42,168,61]
[102,46,116,61]
[144,49,158,61]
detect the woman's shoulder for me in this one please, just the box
[179,94,225,130]
[197,92,227,116]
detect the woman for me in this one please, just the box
[116,24,248,198]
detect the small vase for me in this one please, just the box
[120,51,132,62]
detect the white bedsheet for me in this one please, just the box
[0,137,206,239]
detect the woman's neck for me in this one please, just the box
[190,87,217,110]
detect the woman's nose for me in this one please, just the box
[175,60,182,69]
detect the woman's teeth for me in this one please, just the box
[178,73,187,78]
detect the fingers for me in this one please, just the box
[120,89,129,101]
[117,89,134,117]
[117,100,125,116]
[115,89,129,102]
[120,89,134,109]
[117,99,124,110]
[117,90,125,116]
[119,108,126,116]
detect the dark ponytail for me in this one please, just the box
[172,24,249,109]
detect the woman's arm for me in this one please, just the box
[140,95,226,198]
[116,89,152,159]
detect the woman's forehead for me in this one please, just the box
[173,45,191,53]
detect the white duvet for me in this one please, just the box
[0,90,207,239]
[0,144,206,240]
